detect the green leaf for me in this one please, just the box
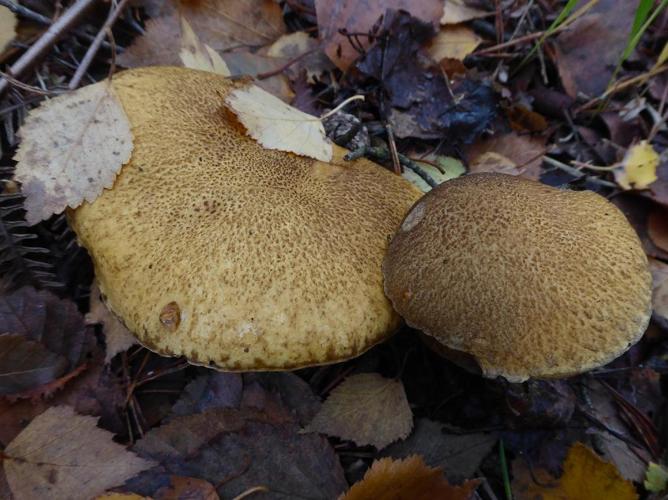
[644,462,668,493]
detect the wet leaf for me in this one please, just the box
[14,81,133,224]
[124,407,347,499]
[3,406,155,500]
[441,0,491,25]
[306,373,412,450]
[355,10,497,142]
[382,419,497,482]
[170,372,242,417]
[0,335,68,396]
[554,0,639,98]
[87,283,137,363]
[512,442,638,500]
[0,2,17,52]
[224,82,332,161]
[118,0,285,68]
[614,141,659,190]
[178,17,230,76]
[341,455,480,500]
[644,462,668,493]
[0,287,93,398]
[315,0,444,70]
[427,26,481,62]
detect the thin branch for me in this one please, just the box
[0,0,99,96]
[69,0,129,89]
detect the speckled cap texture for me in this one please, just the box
[383,173,652,382]
[70,67,422,370]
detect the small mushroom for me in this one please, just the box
[383,173,652,382]
[70,67,421,370]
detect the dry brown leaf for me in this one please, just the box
[341,455,480,500]
[179,17,230,76]
[224,83,332,161]
[0,2,17,52]
[86,283,137,363]
[306,373,412,450]
[118,0,285,68]
[316,0,444,70]
[222,51,294,101]
[428,25,481,62]
[14,81,133,225]
[512,442,638,500]
[441,0,491,25]
[3,406,155,500]
[95,494,149,500]
[466,132,546,180]
[265,31,334,83]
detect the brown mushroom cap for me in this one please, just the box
[383,173,652,382]
[70,67,421,370]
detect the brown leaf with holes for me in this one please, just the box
[118,0,285,69]
[3,406,155,500]
[306,373,412,449]
[315,0,444,70]
[512,442,638,500]
[341,455,480,500]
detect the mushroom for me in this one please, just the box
[69,67,421,370]
[383,173,652,382]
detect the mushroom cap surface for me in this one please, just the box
[70,67,421,370]
[383,173,652,382]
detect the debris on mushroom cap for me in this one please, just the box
[383,173,653,382]
[69,67,422,371]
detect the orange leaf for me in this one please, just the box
[341,455,479,500]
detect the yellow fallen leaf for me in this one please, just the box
[179,17,230,76]
[224,82,333,162]
[513,442,638,500]
[614,140,659,190]
[428,26,481,62]
[341,455,479,500]
[306,373,412,450]
[441,0,491,25]
[14,81,133,225]
[0,2,17,52]
[645,462,668,493]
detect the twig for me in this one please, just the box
[0,0,99,96]
[0,71,61,95]
[69,0,129,89]
[255,48,319,80]
[0,0,51,24]
[385,123,402,174]
[542,156,617,188]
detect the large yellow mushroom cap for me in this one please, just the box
[383,173,652,382]
[70,67,421,370]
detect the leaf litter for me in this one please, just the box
[2,0,668,497]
